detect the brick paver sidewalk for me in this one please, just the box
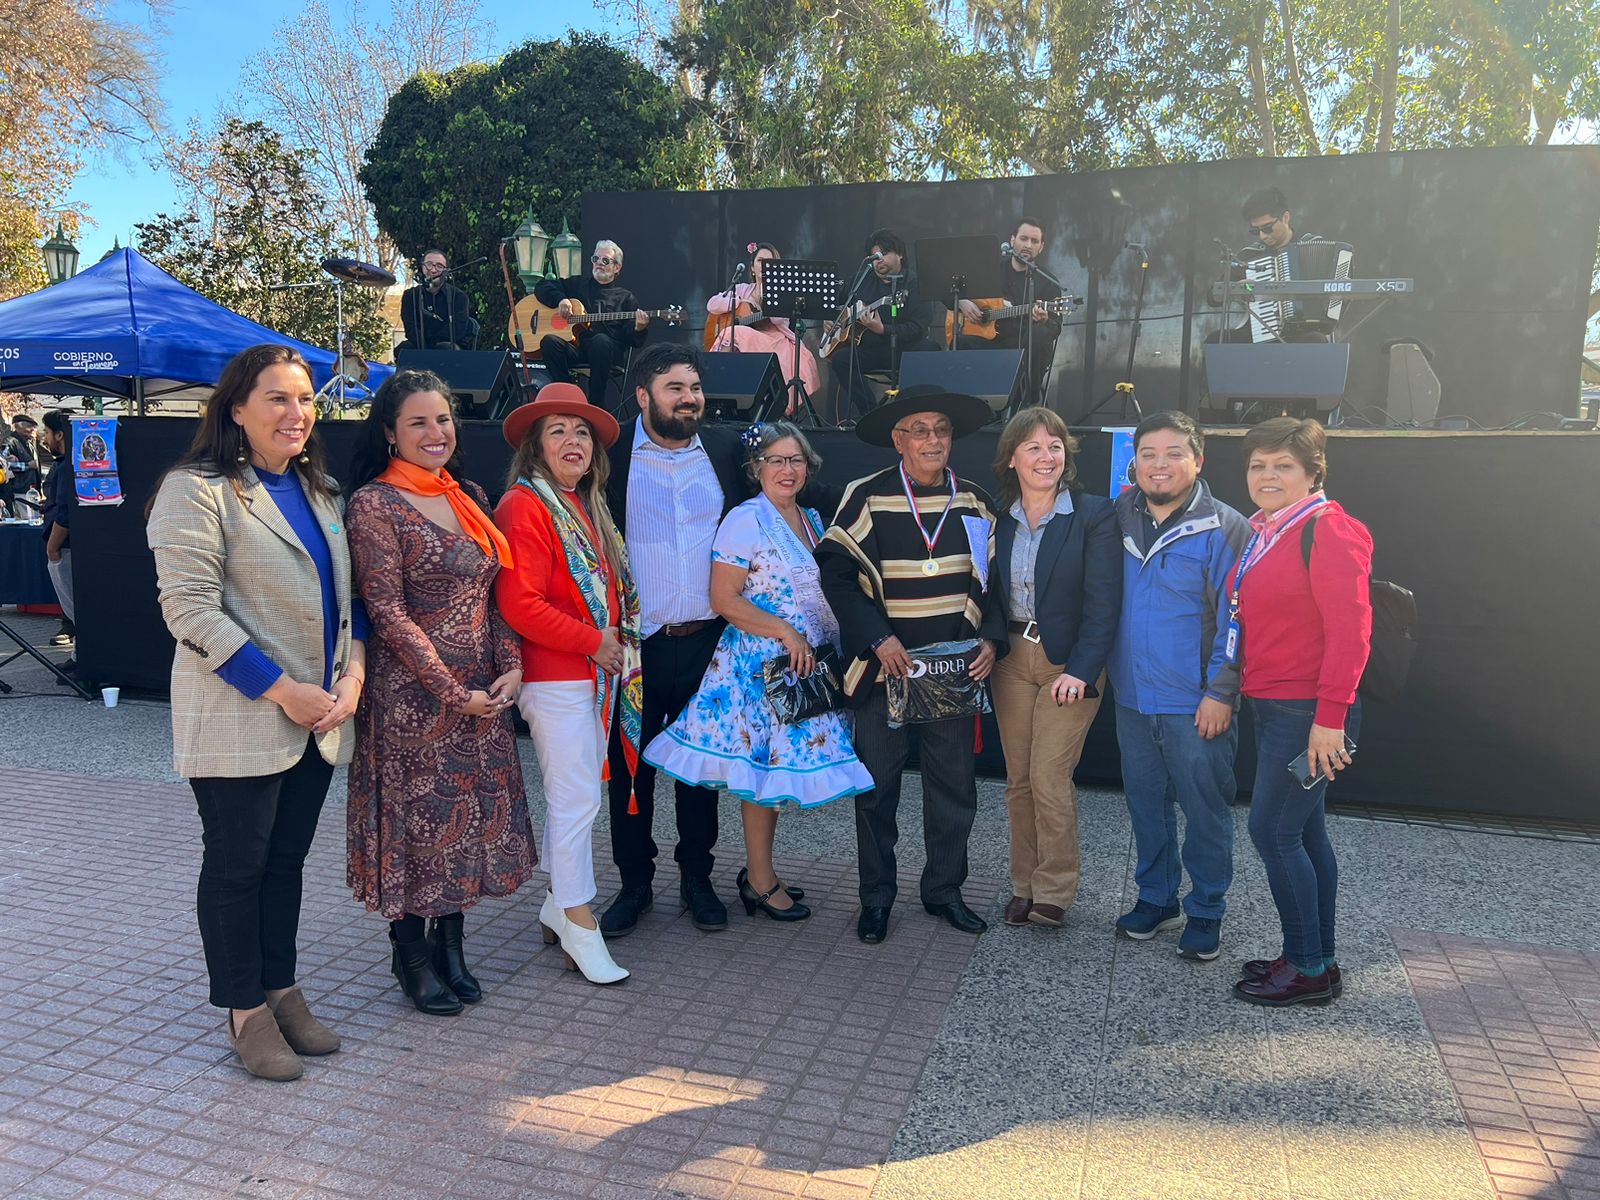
[0,768,996,1199]
[1396,928,1600,1200]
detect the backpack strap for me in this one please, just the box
[1300,510,1322,567]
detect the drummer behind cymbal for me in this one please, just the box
[399,249,475,351]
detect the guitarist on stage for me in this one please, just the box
[951,217,1063,405]
[535,239,651,407]
[827,229,925,419]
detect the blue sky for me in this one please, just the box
[65,0,611,262]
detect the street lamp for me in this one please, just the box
[550,217,583,280]
[512,209,550,288]
[41,223,80,284]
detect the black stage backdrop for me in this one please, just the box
[582,146,1600,427]
[76,418,1600,821]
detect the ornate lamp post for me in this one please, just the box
[549,217,583,281]
[512,210,551,288]
[41,223,80,284]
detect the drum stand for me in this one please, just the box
[269,276,372,417]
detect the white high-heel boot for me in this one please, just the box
[557,910,630,986]
[538,892,566,948]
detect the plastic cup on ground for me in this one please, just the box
[102,687,120,708]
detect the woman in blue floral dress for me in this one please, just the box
[644,422,872,922]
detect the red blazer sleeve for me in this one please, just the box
[493,487,605,656]
[1308,510,1374,728]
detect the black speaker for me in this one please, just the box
[896,349,1022,412]
[699,352,787,423]
[395,349,518,418]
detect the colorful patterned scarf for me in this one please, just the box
[520,474,645,808]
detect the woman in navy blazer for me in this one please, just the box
[990,407,1122,929]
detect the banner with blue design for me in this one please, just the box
[71,416,123,507]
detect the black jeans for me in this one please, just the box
[189,737,335,1009]
[607,624,722,888]
[541,332,623,407]
[850,687,978,907]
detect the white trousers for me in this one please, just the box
[519,680,605,908]
[47,547,74,624]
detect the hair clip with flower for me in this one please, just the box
[739,422,766,450]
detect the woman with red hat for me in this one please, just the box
[494,383,638,986]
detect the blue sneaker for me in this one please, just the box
[1115,900,1183,941]
[1177,917,1222,961]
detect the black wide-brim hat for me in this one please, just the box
[853,384,992,448]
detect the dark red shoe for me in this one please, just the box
[1243,955,1343,998]
[1002,896,1033,927]
[1233,959,1334,1007]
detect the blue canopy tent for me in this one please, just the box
[0,248,392,404]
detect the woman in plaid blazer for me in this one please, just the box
[146,345,368,1082]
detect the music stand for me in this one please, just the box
[759,259,836,426]
[914,236,1005,350]
[0,614,95,700]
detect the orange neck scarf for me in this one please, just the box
[378,458,514,566]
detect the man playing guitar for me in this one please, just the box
[951,217,1064,405]
[535,239,652,407]
[827,229,925,419]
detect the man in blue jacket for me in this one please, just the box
[1107,412,1250,962]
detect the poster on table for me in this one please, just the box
[71,416,124,506]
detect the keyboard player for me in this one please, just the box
[1209,187,1329,344]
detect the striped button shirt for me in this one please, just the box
[624,420,722,638]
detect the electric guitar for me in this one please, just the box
[944,295,1077,343]
[818,289,911,359]
[512,297,686,351]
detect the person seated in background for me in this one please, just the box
[399,249,475,350]
[707,242,822,412]
[536,240,651,408]
[826,229,924,419]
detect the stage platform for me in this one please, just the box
[69,416,1600,821]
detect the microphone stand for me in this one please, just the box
[437,258,488,350]
[844,255,878,419]
[1008,250,1066,413]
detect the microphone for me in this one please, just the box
[870,250,884,261]
[732,262,748,283]
[1000,241,1014,258]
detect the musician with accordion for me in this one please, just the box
[1213,188,1352,345]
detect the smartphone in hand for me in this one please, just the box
[1288,734,1357,790]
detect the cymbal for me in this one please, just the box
[321,257,396,288]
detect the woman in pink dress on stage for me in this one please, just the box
[707,243,822,412]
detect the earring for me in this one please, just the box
[235,430,248,464]
[298,448,312,465]
[387,443,398,458]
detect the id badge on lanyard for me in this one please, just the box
[1224,496,1327,664]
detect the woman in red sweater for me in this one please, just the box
[494,384,640,986]
[1230,418,1372,1008]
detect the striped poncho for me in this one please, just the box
[816,464,1009,704]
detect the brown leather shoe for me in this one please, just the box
[1003,896,1033,926]
[267,987,341,1056]
[1232,959,1334,1007]
[1027,903,1066,928]
[229,1008,303,1081]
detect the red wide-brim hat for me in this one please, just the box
[500,382,621,449]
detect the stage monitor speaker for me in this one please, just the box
[896,349,1022,412]
[1203,343,1349,421]
[395,349,518,419]
[699,352,786,423]
[1384,340,1441,426]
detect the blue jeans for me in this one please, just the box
[1246,697,1358,973]
[1115,705,1239,919]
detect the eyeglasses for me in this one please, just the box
[590,255,618,266]
[1247,215,1283,237]
[757,454,808,469]
[894,422,953,440]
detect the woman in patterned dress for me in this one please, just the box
[644,421,872,922]
[345,370,534,1016]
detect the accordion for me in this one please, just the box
[1246,238,1354,342]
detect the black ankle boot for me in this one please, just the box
[389,931,463,1015]
[428,916,481,1003]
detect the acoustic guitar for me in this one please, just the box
[944,295,1076,343]
[703,300,773,350]
[508,297,686,354]
[818,289,911,359]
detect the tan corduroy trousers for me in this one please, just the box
[991,637,1104,909]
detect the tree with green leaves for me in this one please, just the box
[360,32,703,344]
[135,118,389,357]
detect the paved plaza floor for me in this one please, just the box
[1,613,1596,1199]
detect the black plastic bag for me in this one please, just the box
[762,645,844,724]
[886,639,993,728]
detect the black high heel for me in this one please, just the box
[427,915,482,1003]
[736,866,805,903]
[389,931,463,1015]
[737,869,811,922]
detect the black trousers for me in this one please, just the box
[851,687,978,908]
[541,332,623,407]
[188,737,334,1009]
[607,624,722,888]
